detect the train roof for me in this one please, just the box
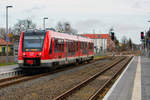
[23,29,93,43]
[47,30,93,43]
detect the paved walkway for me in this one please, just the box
[103,56,138,100]
[103,56,150,100]
[141,56,150,100]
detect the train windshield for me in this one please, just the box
[23,31,46,51]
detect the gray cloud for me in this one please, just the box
[0,0,149,44]
[74,19,108,33]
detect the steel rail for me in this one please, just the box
[53,56,127,100]
[0,56,112,89]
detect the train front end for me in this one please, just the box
[18,30,48,68]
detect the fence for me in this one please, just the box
[0,56,15,63]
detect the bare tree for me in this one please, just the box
[121,36,128,44]
[121,36,128,51]
[55,21,64,32]
[128,38,132,49]
[0,28,6,39]
[13,19,36,35]
[55,21,78,34]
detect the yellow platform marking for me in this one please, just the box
[131,56,141,100]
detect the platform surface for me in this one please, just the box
[103,56,150,100]
[0,65,18,73]
[141,56,150,100]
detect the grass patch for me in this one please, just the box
[94,55,107,59]
[0,62,16,66]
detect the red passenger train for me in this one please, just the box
[18,30,94,68]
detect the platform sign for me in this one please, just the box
[148,37,150,43]
[13,42,19,63]
[6,36,10,42]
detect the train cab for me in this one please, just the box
[18,30,48,68]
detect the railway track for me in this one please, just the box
[0,56,112,89]
[53,56,132,100]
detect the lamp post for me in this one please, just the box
[147,21,150,56]
[6,5,13,65]
[43,17,48,30]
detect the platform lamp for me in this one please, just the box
[6,5,13,65]
[43,17,48,30]
[147,21,150,56]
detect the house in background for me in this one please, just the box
[0,37,13,56]
[81,34,115,54]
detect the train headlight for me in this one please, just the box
[23,53,25,56]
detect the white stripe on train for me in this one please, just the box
[18,55,94,64]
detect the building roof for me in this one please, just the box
[81,34,111,39]
[0,37,13,45]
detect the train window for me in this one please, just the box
[73,41,75,55]
[58,39,62,52]
[68,40,71,56]
[71,40,73,55]
[62,39,64,52]
[80,42,82,50]
[92,43,94,51]
[77,42,79,51]
[76,41,78,52]
[89,43,94,51]
[83,42,85,54]
[49,39,52,54]
[54,38,64,53]
[65,40,67,53]
[54,38,58,53]
[83,42,87,54]
[88,43,90,50]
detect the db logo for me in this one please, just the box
[30,52,34,56]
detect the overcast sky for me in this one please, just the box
[0,0,150,44]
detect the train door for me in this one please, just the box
[87,42,89,57]
[49,38,54,59]
[65,40,68,61]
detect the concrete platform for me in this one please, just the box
[0,65,19,73]
[103,56,150,100]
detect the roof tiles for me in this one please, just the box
[0,37,13,45]
[81,34,111,39]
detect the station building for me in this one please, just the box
[0,37,13,56]
[81,34,115,54]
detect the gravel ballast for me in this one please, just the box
[0,57,119,100]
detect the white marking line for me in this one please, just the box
[103,56,135,100]
[131,56,141,100]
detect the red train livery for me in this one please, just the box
[18,30,94,68]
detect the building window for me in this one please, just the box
[98,35,101,38]
[10,46,14,56]
[2,47,5,53]
[2,47,5,56]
